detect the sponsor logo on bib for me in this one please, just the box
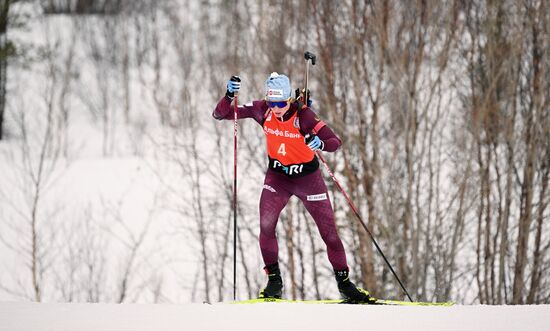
[272,160,304,176]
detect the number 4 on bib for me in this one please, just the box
[277,143,287,156]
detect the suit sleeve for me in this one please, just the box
[213,97,266,125]
[299,107,342,152]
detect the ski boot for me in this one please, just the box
[259,263,283,299]
[335,268,377,304]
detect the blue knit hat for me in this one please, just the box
[265,72,291,101]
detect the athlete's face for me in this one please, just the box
[268,99,291,118]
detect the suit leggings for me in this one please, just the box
[259,169,348,271]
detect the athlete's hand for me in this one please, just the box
[226,75,241,98]
[305,135,324,151]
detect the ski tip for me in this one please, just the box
[376,299,456,306]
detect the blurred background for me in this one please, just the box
[0,0,548,305]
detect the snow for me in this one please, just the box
[1,302,549,331]
[2,0,548,318]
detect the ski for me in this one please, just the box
[232,298,454,306]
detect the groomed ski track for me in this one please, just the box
[1,302,549,331]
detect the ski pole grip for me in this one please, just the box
[230,75,241,96]
[304,51,316,65]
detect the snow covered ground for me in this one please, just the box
[1,302,549,331]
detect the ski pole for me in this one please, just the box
[304,51,316,103]
[233,84,239,301]
[303,51,413,302]
[315,151,413,302]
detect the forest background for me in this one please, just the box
[0,0,548,305]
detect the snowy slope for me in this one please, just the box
[1,302,549,331]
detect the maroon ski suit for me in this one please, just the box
[213,96,349,270]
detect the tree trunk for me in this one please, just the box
[527,164,548,303]
[512,8,541,304]
[0,0,10,140]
